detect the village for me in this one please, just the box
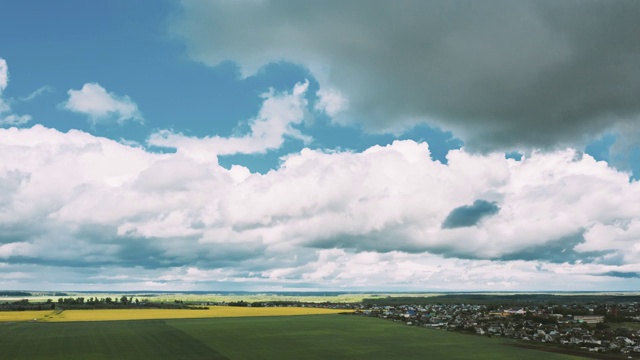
[352,300,640,355]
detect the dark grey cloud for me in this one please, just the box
[105,234,267,270]
[173,0,640,152]
[442,200,499,229]
[0,223,44,245]
[599,271,640,279]
[307,224,430,254]
[0,220,267,271]
[500,233,609,264]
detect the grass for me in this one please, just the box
[613,322,640,331]
[0,314,588,359]
[0,306,349,322]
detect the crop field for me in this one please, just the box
[0,310,52,322]
[0,306,348,322]
[0,314,590,359]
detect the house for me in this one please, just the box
[573,315,604,324]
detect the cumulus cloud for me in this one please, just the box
[171,0,640,152]
[1,124,640,290]
[148,81,310,160]
[63,82,143,125]
[0,58,32,126]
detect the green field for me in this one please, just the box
[0,314,589,359]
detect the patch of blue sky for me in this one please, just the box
[505,152,523,161]
[306,112,463,164]
[584,133,640,180]
[584,133,617,163]
[629,149,640,180]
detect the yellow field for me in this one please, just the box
[0,310,53,322]
[0,306,351,322]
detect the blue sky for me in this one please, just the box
[1,0,640,291]
[1,0,463,173]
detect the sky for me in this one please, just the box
[1,0,640,292]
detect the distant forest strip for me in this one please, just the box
[0,291,69,297]
[1,297,208,311]
[362,294,640,306]
[0,291,32,297]
[0,299,55,311]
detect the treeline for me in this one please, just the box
[57,296,138,307]
[0,297,208,311]
[0,299,55,311]
[55,296,207,310]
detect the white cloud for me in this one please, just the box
[0,56,638,289]
[0,59,7,92]
[0,58,32,126]
[0,114,32,126]
[0,242,34,258]
[20,85,53,102]
[315,87,348,118]
[148,81,310,160]
[63,82,143,125]
[2,123,640,290]
[578,220,640,264]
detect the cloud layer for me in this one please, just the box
[172,0,640,152]
[1,118,640,290]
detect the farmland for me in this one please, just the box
[0,314,589,359]
[0,292,389,304]
[0,306,348,322]
[0,310,52,322]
